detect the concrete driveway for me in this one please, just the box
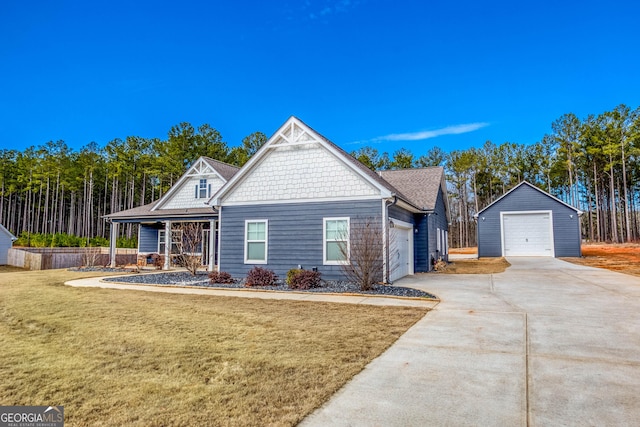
[301,257,640,426]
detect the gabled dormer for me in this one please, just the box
[152,157,239,211]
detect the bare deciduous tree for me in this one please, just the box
[175,223,204,275]
[81,246,102,268]
[339,217,385,291]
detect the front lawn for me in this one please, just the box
[0,269,428,426]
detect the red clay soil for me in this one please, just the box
[450,244,640,277]
[563,243,640,277]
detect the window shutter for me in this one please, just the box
[195,185,199,198]
[208,184,212,198]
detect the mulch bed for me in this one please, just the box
[95,270,437,299]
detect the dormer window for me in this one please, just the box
[196,179,211,199]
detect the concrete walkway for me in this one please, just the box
[301,258,640,426]
[65,277,439,308]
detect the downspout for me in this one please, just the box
[383,195,397,284]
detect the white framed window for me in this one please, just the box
[196,179,210,199]
[245,220,268,263]
[323,217,349,265]
[444,230,449,254]
[159,230,182,254]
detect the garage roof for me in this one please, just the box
[474,181,583,218]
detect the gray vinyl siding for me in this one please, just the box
[550,207,582,257]
[139,224,161,253]
[477,184,581,257]
[0,234,12,264]
[388,205,413,224]
[219,200,382,280]
[414,214,429,272]
[428,189,449,266]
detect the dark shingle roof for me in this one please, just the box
[202,157,240,180]
[105,200,216,220]
[377,167,445,211]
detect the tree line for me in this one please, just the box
[354,104,640,247]
[1,104,639,248]
[0,123,266,246]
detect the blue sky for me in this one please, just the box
[1,0,639,157]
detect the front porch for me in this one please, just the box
[108,218,219,271]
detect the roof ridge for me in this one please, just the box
[202,156,240,170]
[378,166,444,173]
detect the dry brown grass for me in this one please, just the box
[448,247,478,255]
[438,257,510,274]
[0,265,29,273]
[0,269,428,426]
[562,243,640,277]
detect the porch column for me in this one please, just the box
[109,221,119,268]
[164,221,171,270]
[208,219,216,272]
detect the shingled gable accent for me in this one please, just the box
[210,116,397,206]
[152,156,239,211]
[474,181,583,218]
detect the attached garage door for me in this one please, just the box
[390,224,412,281]
[502,212,554,256]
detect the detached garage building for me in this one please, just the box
[476,181,582,257]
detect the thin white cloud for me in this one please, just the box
[349,122,489,145]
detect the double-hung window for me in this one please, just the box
[196,179,209,199]
[323,217,349,264]
[245,220,268,263]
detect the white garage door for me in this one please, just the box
[502,212,554,256]
[390,224,412,281]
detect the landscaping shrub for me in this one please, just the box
[287,269,322,290]
[15,232,51,247]
[89,236,109,247]
[245,267,278,287]
[14,232,124,248]
[285,268,303,286]
[117,236,138,248]
[209,271,235,284]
